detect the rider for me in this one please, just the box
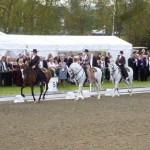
[116,51,129,82]
[80,49,96,83]
[30,49,47,85]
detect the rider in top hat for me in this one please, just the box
[80,49,97,83]
[116,51,129,82]
[30,49,46,84]
[30,49,40,69]
[81,49,90,65]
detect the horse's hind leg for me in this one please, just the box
[43,82,48,100]
[21,85,25,97]
[94,82,101,99]
[128,80,133,96]
[31,85,36,101]
[38,83,43,102]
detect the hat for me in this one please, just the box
[120,51,123,54]
[32,49,38,53]
[84,49,89,52]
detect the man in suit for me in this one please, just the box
[39,56,48,69]
[0,56,3,86]
[30,49,46,85]
[128,52,139,80]
[116,51,129,82]
[0,56,9,86]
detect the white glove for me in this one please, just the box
[32,66,35,69]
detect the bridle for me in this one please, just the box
[70,66,85,84]
[109,63,120,79]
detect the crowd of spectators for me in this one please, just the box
[128,49,150,81]
[0,48,150,87]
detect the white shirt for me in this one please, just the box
[39,61,43,68]
[2,61,7,71]
[32,54,36,59]
[48,62,58,68]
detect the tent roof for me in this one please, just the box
[8,35,132,51]
[0,35,26,50]
[9,35,59,51]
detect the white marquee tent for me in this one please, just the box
[0,34,132,60]
[0,34,26,56]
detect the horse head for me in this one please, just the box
[68,67,75,79]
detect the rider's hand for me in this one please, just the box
[32,66,35,69]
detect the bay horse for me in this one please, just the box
[68,62,102,100]
[108,58,133,97]
[20,63,52,102]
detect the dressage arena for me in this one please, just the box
[1,90,150,150]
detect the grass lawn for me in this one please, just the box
[0,80,150,96]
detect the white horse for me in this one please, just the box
[108,59,133,97]
[68,62,102,100]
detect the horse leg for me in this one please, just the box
[21,85,25,97]
[75,83,84,100]
[38,83,43,102]
[112,81,119,97]
[42,82,48,100]
[128,78,133,96]
[31,85,36,101]
[94,82,101,99]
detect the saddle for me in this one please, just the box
[91,67,97,72]
[86,67,97,83]
[41,67,48,73]
[125,67,130,72]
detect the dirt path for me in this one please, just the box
[0,93,150,150]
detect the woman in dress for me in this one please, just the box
[48,57,58,77]
[58,55,68,86]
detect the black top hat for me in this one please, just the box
[84,49,89,52]
[32,49,38,53]
[120,51,123,54]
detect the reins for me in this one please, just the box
[111,63,120,81]
[71,66,85,85]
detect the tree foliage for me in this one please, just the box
[0,0,149,48]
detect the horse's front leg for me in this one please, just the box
[112,82,120,97]
[75,84,84,100]
[31,85,36,101]
[21,85,25,97]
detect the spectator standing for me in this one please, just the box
[48,57,58,77]
[39,56,48,69]
[138,53,147,81]
[58,55,68,86]
[128,52,138,80]
[1,56,9,86]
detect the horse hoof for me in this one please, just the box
[22,94,25,97]
[75,98,79,101]
[98,95,101,99]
